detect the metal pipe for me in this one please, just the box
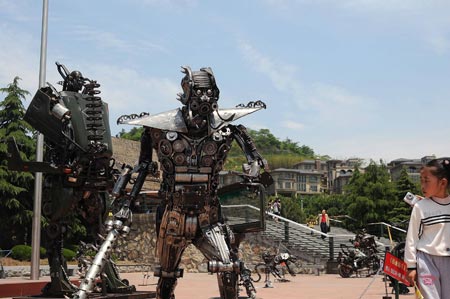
[74,228,120,299]
[31,0,49,280]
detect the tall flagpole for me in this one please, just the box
[31,0,48,280]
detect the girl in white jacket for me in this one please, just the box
[405,159,450,299]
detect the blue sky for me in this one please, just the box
[1,0,450,163]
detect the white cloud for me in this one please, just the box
[0,23,40,96]
[129,0,198,10]
[238,40,377,127]
[237,40,300,94]
[282,120,305,130]
[74,63,180,134]
[427,33,450,55]
[262,0,450,55]
[71,26,167,55]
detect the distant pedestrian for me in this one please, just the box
[318,209,329,239]
[272,198,281,221]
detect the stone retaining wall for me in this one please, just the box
[1,214,323,278]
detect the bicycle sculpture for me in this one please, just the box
[253,252,297,283]
[337,231,381,278]
[8,62,134,297]
[115,66,273,299]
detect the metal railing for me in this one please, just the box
[367,222,407,243]
[0,249,12,279]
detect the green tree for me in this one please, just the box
[0,77,35,248]
[344,161,397,229]
[277,195,305,223]
[118,127,143,141]
[387,168,420,229]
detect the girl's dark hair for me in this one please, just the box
[425,158,450,181]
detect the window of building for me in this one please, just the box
[297,175,306,183]
[285,182,292,189]
[297,183,306,191]
[310,185,318,192]
[408,167,418,174]
[283,173,294,179]
[309,176,318,183]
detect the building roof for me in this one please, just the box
[271,168,322,175]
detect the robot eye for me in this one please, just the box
[196,89,202,95]
[207,89,212,96]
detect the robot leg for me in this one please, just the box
[41,181,78,296]
[42,222,78,296]
[195,224,255,299]
[231,233,257,298]
[155,210,187,299]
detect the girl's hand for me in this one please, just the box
[408,269,417,285]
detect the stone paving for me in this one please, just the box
[0,271,414,299]
[124,272,413,299]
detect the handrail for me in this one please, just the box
[0,250,12,258]
[367,222,407,234]
[221,204,355,238]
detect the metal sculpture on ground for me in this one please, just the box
[8,62,134,297]
[115,66,273,299]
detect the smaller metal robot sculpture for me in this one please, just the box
[8,62,134,297]
[116,66,273,299]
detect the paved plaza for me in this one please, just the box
[0,272,414,299]
[125,272,413,299]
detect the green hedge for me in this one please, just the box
[11,245,75,261]
[62,248,76,261]
[11,245,32,261]
[40,247,47,259]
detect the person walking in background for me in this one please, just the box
[405,159,450,299]
[318,209,329,239]
[272,198,281,221]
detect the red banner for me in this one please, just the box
[383,252,410,286]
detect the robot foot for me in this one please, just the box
[156,277,177,299]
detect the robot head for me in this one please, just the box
[178,66,220,116]
[64,70,85,92]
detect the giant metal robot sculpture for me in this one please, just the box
[115,66,273,299]
[7,62,134,297]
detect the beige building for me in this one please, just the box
[326,158,362,194]
[271,159,327,197]
[388,155,435,183]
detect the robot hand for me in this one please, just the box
[241,161,273,188]
[114,199,132,222]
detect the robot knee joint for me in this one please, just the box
[208,260,242,273]
[154,266,184,278]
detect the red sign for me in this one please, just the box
[383,252,410,286]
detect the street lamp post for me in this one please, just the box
[30,0,49,280]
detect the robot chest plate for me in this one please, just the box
[154,130,230,176]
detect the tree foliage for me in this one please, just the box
[343,161,397,229]
[0,77,35,248]
[389,168,420,227]
[117,127,142,141]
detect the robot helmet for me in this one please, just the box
[65,70,84,92]
[178,66,220,116]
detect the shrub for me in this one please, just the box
[62,248,76,261]
[11,245,32,261]
[40,247,47,259]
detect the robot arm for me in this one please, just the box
[231,124,273,187]
[111,161,157,220]
[112,128,158,221]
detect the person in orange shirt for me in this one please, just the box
[318,209,330,239]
